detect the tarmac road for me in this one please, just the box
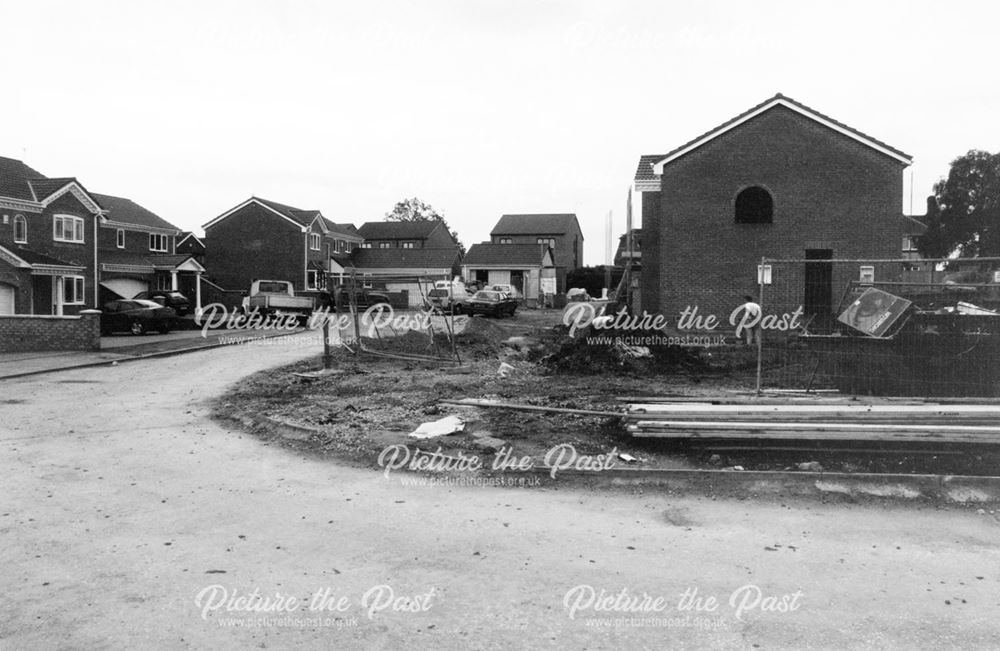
[1,333,998,650]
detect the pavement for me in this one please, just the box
[2,332,999,649]
[0,326,309,380]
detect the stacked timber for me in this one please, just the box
[625,403,1000,444]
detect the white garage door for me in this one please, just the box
[0,284,14,315]
[100,279,149,300]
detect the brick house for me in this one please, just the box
[350,247,463,307]
[489,214,583,293]
[94,193,205,307]
[357,220,458,249]
[633,93,913,326]
[203,197,356,294]
[0,157,104,315]
[461,243,556,306]
[176,232,206,260]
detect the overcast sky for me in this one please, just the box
[2,0,998,263]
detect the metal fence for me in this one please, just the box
[757,257,1000,397]
[319,272,463,365]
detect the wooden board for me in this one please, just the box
[627,420,1000,434]
[626,426,1000,444]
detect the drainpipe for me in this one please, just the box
[93,214,99,308]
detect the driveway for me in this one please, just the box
[1,333,997,649]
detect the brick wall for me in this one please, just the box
[0,310,100,352]
[648,105,905,326]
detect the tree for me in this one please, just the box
[918,150,1000,258]
[384,197,465,254]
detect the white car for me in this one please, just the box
[491,284,520,299]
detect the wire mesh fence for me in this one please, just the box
[758,256,1000,397]
[317,272,464,365]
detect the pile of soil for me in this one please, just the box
[452,317,509,360]
[539,327,707,376]
[361,329,453,358]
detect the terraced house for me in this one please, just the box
[0,157,103,315]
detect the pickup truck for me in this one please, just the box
[242,280,314,321]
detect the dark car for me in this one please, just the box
[319,288,391,310]
[465,290,517,318]
[134,290,191,316]
[101,299,176,335]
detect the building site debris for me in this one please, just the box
[409,415,465,439]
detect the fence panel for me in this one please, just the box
[759,257,1000,397]
[324,272,462,365]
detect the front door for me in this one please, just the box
[804,249,833,327]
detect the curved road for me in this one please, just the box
[1,335,997,649]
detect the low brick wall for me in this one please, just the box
[0,310,101,353]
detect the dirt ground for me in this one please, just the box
[215,309,1000,477]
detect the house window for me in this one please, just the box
[378,242,391,249]
[735,187,773,224]
[337,240,347,252]
[156,274,172,291]
[309,233,321,251]
[499,238,512,244]
[859,266,875,284]
[361,242,373,248]
[149,233,169,252]
[757,264,773,285]
[63,276,85,304]
[116,229,125,248]
[401,241,414,249]
[53,215,85,243]
[362,273,373,289]
[537,238,555,248]
[307,270,319,290]
[13,214,27,243]
[902,236,918,252]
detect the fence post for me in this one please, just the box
[755,256,766,396]
[322,314,332,369]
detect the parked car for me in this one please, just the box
[320,287,391,310]
[101,299,176,335]
[133,290,191,316]
[425,287,471,314]
[490,284,521,300]
[465,290,518,318]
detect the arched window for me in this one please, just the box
[735,187,773,224]
[13,214,27,243]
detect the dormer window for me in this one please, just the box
[735,187,773,224]
[13,214,27,243]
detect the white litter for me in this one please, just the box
[409,415,465,439]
